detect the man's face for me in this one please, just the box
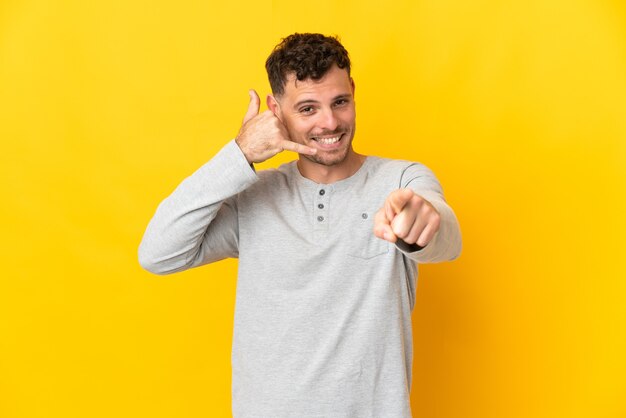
[270,64,356,167]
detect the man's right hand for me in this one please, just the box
[235,90,317,164]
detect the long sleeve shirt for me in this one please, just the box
[139,139,462,418]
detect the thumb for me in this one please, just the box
[243,89,260,124]
[387,188,415,215]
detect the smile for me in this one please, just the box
[312,134,343,145]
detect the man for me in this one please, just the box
[139,33,461,418]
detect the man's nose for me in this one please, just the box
[318,108,339,132]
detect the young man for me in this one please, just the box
[139,33,461,417]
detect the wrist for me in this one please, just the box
[234,136,253,164]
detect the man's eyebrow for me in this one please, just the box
[293,99,319,109]
[333,94,352,102]
[293,94,352,109]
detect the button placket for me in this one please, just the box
[314,187,329,231]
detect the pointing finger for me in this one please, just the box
[385,199,395,222]
[243,89,260,124]
[388,189,415,214]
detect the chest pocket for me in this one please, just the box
[346,210,389,259]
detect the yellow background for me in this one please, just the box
[1,0,625,417]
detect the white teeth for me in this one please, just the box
[314,135,341,144]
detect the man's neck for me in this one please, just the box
[296,151,367,184]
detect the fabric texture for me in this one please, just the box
[139,139,462,418]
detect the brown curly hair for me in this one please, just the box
[265,33,351,97]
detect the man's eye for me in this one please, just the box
[300,107,314,114]
[334,99,348,106]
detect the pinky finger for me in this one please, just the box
[281,140,317,156]
[416,222,438,247]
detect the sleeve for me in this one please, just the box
[138,139,259,275]
[394,163,462,263]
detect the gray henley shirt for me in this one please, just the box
[139,139,462,417]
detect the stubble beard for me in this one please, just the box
[301,126,355,167]
[302,145,349,166]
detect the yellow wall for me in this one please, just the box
[1,0,625,417]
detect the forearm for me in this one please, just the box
[138,140,257,274]
[392,162,462,263]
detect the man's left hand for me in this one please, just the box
[373,189,441,247]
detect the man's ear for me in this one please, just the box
[267,94,282,121]
[350,78,356,97]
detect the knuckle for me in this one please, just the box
[392,223,407,238]
[431,213,441,229]
[404,234,417,244]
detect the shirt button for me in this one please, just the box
[317,216,324,222]
[362,213,368,219]
[318,204,324,209]
[319,189,325,196]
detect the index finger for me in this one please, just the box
[387,188,415,214]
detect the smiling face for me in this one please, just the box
[268,64,361,178]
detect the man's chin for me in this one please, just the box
[302,150,349,167]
